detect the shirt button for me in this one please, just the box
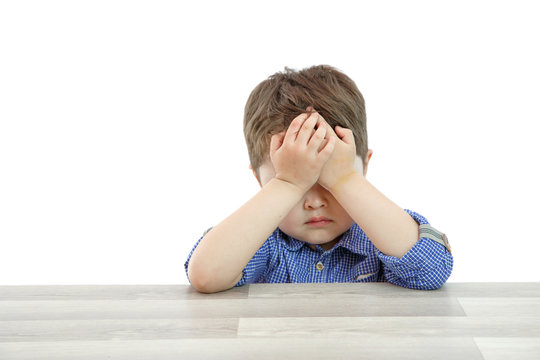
[316,262,324,271]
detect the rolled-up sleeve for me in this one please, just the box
[184,230,208,284]
[184,227,275,287]
[233,236,274,287]
[376,210,453,290]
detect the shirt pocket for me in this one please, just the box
[351,260,380,282]
[354,271,378,281]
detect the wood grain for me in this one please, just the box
[0,282,539,359]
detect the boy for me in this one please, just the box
[185,65,453,293]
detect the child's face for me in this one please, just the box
[255,155,368,251]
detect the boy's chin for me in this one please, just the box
[279,226,341,245]
[300,234,341,247]
[284,231,332,244]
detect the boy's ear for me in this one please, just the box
[363,149,373,177]
[249,164,262,187]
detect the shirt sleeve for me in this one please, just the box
[233,234,276,287]
[376,209,454,290]
[184,227,276,287]
[183,228,212,284]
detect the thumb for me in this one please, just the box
[270,132,285,154]
[335,126,354,144]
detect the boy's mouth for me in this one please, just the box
[306,216,332,227]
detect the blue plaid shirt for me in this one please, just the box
[184,209,453,290]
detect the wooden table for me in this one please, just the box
[1,282,539,359]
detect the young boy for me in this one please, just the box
[185,65,453,293]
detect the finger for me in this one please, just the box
[307,124,327,152]
[316,117,337,138]
[313,111,325,126]
[318,132,336,159]
[315,117,333,138]
[335,126,354,144]
[283,113,309,144]
[296,112,319,145]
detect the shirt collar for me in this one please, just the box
[280,230,306,251]
[335,223,375,256]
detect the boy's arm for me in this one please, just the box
[329,172,418,258]
[188,111,335,293]
[378,209,453,289]
[318,125,418,258]
[188,178,305,293]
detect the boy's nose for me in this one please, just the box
[303,184,328,210]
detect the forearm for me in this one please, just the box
[330,172,418,258]
[188,178,304,293]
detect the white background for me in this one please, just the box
[1,0,539,285]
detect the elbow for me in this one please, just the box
[418,276,447,290]
[189,277,220,294]
[187,266,211,293]
[415,257,454,290]
[394,274,448,291]
[189,275,227,294]
[188,263,218,293]
[187,262,235,294]
[390,255,453,290]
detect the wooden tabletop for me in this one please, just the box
[1,282,539,359]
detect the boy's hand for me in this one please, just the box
[270,111,335,192]
[317,122,358,192]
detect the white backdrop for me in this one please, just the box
[1,0,539,285]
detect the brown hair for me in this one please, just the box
[243,65,368,179]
